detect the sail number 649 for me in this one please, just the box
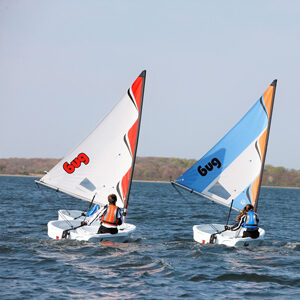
[63,153,90,174]
[197,158,222,176]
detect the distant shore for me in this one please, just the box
[0,173,299,189]
[0,173,41,178]
[1,157,300,188]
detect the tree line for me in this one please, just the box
[0,157,299,187]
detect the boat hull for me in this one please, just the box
[193,224,265,247]
[48,219,136,242]
[58,209,86,221]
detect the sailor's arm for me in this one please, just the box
[86,206,106,225]
[116,208,123,225]
[230,215,244,231]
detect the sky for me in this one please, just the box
[0,0,300,169]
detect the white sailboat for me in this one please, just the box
[36,70,146,241]
[171,80,277,247]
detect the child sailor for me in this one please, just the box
[81,194,123,234]
[226,204,259,238]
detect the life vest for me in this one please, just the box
[101,205,119,228]
[243,211,258,230]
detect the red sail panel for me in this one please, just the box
[131,76,143,111]
[128,120,138,157]
[121,168,131,200]
[122,71,146,211]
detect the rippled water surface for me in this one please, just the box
[0,176,299,299]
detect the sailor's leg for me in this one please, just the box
[243,230,259,239]
[209,233,217,244]
[98,225,118,234]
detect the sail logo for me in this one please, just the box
[63,153,90,174]
[197,158,222,176]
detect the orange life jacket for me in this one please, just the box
[101,205,119,227]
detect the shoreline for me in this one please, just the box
[0,173,41,178]
[0,174,299,189]
[0,174,168,182]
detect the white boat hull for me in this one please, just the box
[58,209,86,221]
[48,219,136,242]
[193,224,265,247]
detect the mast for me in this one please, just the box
[254,79,277,212]
[225,199,234,226]
[123,70,146,214]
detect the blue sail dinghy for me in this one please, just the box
[172,80,277,247]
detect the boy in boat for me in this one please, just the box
[81,194,123,234]
[226,204,259,239]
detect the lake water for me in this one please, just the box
[0,176,299,299]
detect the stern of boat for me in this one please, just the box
[48,219,81,240]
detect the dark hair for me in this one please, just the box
[245,204,254,212]
[108,194,117,204]
[236,207,246,221]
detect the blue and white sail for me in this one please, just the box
[172,80,277,212]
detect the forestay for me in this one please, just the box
[172,80,277,212]
[36,71,146,209]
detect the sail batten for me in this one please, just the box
[38,71,146,210]
[174,80,277,212]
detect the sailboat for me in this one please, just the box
[35,70,146,242]
[171,80,277,247]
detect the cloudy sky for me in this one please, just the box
[1,0,300,168]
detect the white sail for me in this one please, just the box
[37,71,146,209]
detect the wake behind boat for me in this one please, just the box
[172,80,277,247]
[36,70,146,241]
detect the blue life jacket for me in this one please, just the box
[243,211,258,230]
[86,204,99,216]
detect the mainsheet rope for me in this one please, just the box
[171,181,197,209]
[36,183,74,229]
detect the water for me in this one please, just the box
[0,176,299,299]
